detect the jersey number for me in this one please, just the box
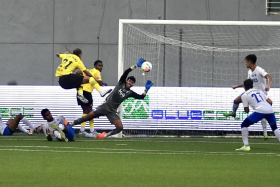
[251,93,264,103]
[62,59,73,69]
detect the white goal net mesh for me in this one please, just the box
[120,22,280,137]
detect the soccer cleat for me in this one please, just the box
[90,130,101,135]
[100,89,112,97]
[223,112,236,118]
[49,123,68,142]
[264,134,268,140]
[77,94,89,103]
[95,132,107,139]
[85,133,97,138]
[79,130,88,135]
[236,146,250,151]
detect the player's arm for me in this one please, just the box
[130,80,153,99]
[262,91,273,105]
[232,83,244,89]
[46,129,53,141]
[119,58,146,82]
[56,52,69,58]
[264,74,272,91]
[241,94,250,113]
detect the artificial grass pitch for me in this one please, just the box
[0,134,279,187]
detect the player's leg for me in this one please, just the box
[62,125,75,141]
[71,111,100,126]
[261,119,268,140]
[21,117,35,135]
[96,113,123,139]
[224,95,243,117]
[265,114,280,142]
[82,76,112,97]
[236,112,264,151]
[3,114,24,132]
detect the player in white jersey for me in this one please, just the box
[224,54,272,139]
[236,79,280,151]
[35,109,75,142]
[0,113,34,136]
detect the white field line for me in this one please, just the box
[1,138,280,145]
[0,145,279,157]
[0,148,279,157]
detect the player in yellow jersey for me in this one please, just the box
[77,60,108,135]
[55,48,112,103]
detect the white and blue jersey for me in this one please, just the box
[241,88,276,125]
[247,66,268,94]
[43,115,74,141]
[0,115,14,136]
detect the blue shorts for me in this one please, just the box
[65,126,75,141]
[247,112,276,125]
[3,124,14,136]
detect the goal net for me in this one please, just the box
[118,20,280,137]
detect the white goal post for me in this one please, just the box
[117,19,280,138]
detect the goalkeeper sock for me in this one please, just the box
[80,114,87,132]
[105,127,123,138]
[261,119,267,136]
[74,115,90,125]
[21,117,34,130]
[241,127,249,146]
[77,87,83,95]
[89,119,94,132]
[89,77,101,92]
[232,103,239,114]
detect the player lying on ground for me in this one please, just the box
[35,109,75,142]
[55,48,111,103]
[224,54,272,139]
[236,79,280,151]
[70,58,153,138]
[0,114,34,136]
[76,60,108,135]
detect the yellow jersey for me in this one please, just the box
[82,68,102,93]
[55,54,87,77]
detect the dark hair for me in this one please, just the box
[127,76,136,83]
[245,54,257,64]
[94,60,103,66]
[243,79,253,90]
[41,108,49,117]
[73,48,82,56]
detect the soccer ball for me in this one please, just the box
[141,61,152,72]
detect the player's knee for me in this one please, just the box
[233,99,240,104]
[270,124,278,131]
[241,118,253,128]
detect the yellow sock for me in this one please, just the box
[77,87,83,95]
[89,77,101,92]
[89,119,94,132]
[80,113,87,128]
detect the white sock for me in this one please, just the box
[274,129,280,142]
[58,124,65,131]
[18,124,29,133]
[80,127,85,132]
[54,131,62,139]
[232,103,239,114]
[261,119,267,135]
[241,127,249,146]
[90,128,94,133]
[21,117,34,130]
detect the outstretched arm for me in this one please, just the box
[130,80,153,99]
[265,74,272,91]
[119,58,146,83]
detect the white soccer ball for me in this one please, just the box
[141,61,152,72]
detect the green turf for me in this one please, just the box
[0,134,279,187]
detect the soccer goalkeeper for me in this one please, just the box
[70,58,153,138]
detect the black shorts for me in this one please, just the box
[77,91,93,106]
[58,74,84,89]
[94,105,120,124]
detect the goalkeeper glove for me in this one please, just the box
[144,80,153,94]
[136,58,146,67]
